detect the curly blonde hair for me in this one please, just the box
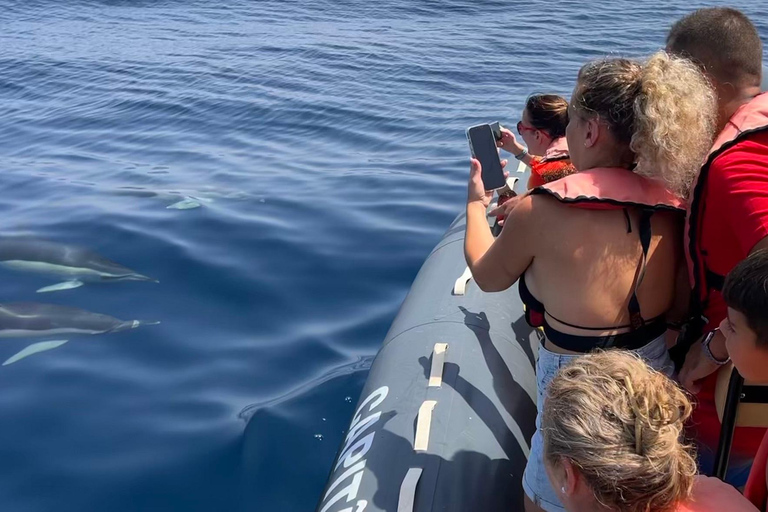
[542,351,696,512]
[574,51,716,198]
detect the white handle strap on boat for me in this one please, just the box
[453,267,472,296]
[397,467,423,512]
[428,343,448,388]
[414,400,437,452]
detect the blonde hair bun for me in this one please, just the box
[542,351,696,512]
[574,51,717,198]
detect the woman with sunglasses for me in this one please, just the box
[464,52,717,512]
[498,94,576,189]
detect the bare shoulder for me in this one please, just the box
[499,193,563,250]
[506,192,560,224]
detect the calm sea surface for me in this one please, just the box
[0,1,765,510]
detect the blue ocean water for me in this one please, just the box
[0,1,765,510]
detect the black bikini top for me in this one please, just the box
[519,209,666,352]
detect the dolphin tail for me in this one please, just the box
[36,280,84,293]
[3,340,70,366]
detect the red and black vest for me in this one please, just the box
[686,93,768,313]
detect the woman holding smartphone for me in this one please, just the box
[464,52,717,512]
[498,94,576,188]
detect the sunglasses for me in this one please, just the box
[517,121,538,135]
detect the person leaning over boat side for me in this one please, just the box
[665,7,768,485]
[497,94,577,189]
[464,51,716,512]
[542,351,758,512]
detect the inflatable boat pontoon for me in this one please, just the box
[317,164,538,512]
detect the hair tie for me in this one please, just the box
[623,376,643,455]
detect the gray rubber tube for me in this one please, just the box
[317,209,539,512]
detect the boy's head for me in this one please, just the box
[722,249,768,383]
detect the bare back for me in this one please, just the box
[523,195,681,350]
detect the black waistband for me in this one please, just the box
[543,316,668,352]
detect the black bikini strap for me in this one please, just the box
[545,311,633,331]
[523,208,656,333]
[628,209,654,330]
[623,208,632,233]
[543,316,667,352]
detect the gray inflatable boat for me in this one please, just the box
[317,70,768,512]
[317,168,539,512]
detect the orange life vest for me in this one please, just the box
[536,167,684,212]
[527,137,576,188]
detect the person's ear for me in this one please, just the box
[562,457,579,496]
[584,116,600,148]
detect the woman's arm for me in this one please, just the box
[464,159,536,291]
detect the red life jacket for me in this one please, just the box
[686,93,768,310]
[523,168,684,350]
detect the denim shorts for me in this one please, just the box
[522,334,674,512]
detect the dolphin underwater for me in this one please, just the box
[0,239,157,293]
[0,302,158,365]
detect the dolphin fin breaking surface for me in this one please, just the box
[166,197,202,209]
[3,339,70,366]
[36,280,84,293]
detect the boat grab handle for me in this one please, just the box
[453,267,472,296]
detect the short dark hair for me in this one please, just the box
[526,94,569,139]
[723,249,768,347]
[666,7,762,87]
